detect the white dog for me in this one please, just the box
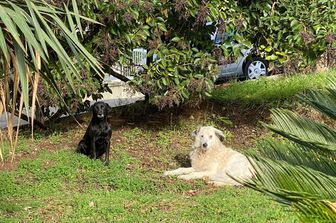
[164,126,254,186]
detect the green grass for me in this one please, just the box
[0,125,298,223]
[211,70,336,104]
[0,150,295,223]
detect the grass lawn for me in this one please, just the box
[3,70,333,222]
[0,117,298,222]
[211,70,336,104]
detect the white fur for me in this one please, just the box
[164,126,254,186]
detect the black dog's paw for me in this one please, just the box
[77,140,88,155]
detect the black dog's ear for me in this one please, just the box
[214,127,225,142]
[192,126,201,137]
[105,102,112,112]
[105,102,111,108]
[89,102,94,113]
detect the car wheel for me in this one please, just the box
[244,57,268,80]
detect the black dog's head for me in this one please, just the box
[92,101,110,120]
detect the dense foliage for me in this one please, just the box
[75,0,245,108]
[2,0,336,115]
[244,0,336,73]
[69,0,336,109]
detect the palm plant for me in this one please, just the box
[244,76,336,222]
[0,0,104,162]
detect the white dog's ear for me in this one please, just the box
[192,127,201,137]
[214,128,225,142]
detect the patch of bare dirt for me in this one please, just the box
[0,102,269,171]
[219,104,271,149]
[1,100,329,172]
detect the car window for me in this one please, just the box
[214,30,224,44]
[214,30,235,45]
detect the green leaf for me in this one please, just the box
[157,22,167,32]
[0,5,25,51]
[162,77,168,86]
[26,0,48,57]
[171,37,180,42]
[265,46,272,52]
[8,4,47,61]
[51,15,103,76]
[13,41,29,114]
[204,91,212,97]
[146,16,152,23]
[72,0,83,37]
[191,47,199,52]
[0,28,9,62]
[181,89,189,99]
[156,79,162,89]
[244,76,336,221]
[64,4,77,39]
[266,55,278,61]
[290,19,298,27]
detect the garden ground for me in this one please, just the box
[1,71,335,222]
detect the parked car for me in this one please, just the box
[210,27,269,81]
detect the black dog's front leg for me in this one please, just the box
[105,140,110,166]
[91,136,97,159]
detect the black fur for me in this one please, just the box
[77,101,112,165]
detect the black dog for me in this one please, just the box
[77,101,112,165]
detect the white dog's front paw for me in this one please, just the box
[178,174,193,180]
[163,170,173,176]
[208,181,225,187]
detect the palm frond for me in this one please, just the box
[265,109,336,153]
[0,0,104,161]
[298,78,336,121]
[247,140,336,177]
[70,0,83,37]
[0,0,104,112]
[247,158,336,201]
[300,89,336,120]
[0,28,9,62]
[245,174,336,222]
[294,200,336,222]
[245,76,336,221]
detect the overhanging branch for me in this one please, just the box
[103,64,131,82]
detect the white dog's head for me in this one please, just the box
[191,126,225,150]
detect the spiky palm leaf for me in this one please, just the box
[0,0,104,161]
[266,109,336,153]
[244,76,336,221]
[298,78,336,120]
[0,0,103,107]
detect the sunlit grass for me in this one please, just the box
[211,70,336,104]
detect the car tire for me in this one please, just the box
[244,57,268,80]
